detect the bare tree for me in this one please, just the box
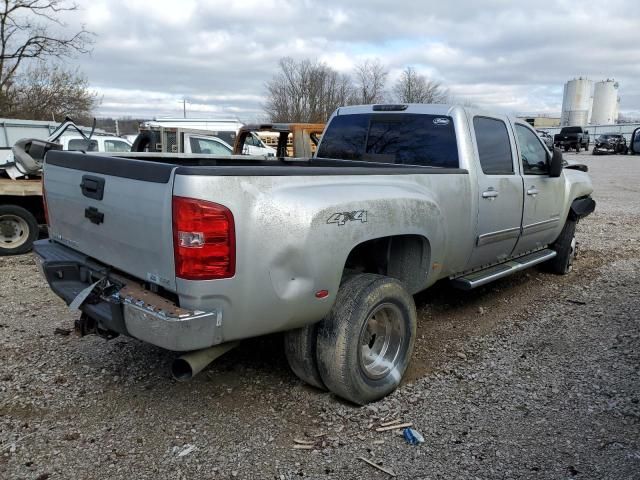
[392,66,448,104]
[353,59,388,104]
[264,57,355,123]
[0,1,92,94]
[4,62,98,120]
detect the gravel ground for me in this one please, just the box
[1,152,639,479]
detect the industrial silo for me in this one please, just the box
[561,78,593,126]
[591,79,619,125]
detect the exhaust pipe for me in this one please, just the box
[171,342,239,381]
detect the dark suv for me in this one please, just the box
[592,133,628,155]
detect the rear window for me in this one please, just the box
[473,117,514,175]
[560,127,582,134]
[317,113,459,168]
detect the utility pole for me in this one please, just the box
[183,99,186,118]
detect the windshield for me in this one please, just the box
[317,113,459,168]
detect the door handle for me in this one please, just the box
[482,189,499,199]
[527,187,539,196]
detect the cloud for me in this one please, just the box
[57,0,640,120]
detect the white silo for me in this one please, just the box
[591,79,619,125]
[561,78,593,126]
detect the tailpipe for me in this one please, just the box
[171,342,239,381]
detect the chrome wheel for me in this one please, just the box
[359,303,406,380]
[0,214,29,248]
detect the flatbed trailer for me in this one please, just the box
[0,177,44,255]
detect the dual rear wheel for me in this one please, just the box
[284,274,416,405]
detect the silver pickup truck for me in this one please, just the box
[33,104,595,405]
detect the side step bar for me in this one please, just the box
[451,249,557,290]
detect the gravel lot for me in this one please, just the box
[1,152,639,479]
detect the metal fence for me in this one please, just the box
[537,123,640,143]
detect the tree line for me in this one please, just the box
[264,57,449,123]
[0,1,96,122]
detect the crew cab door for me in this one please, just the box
[511,122,565,254]
[465,115,524,268]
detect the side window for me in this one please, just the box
[192,137,231,155]
[516,124,549,175]
[473,117,514,175]
[67,139,98,151]
[104,140,131,152]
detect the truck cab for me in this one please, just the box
[59,135,132,153]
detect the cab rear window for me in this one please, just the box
[317,113,459,168]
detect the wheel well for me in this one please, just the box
[343,235,430,294]
[0,195,45,224]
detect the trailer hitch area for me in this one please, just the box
[74,312,119,340]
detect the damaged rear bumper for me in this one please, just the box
[32,239,222,351]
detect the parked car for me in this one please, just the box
[592,133,628,155]
[536,130,554,150]
[554,126,590,152]
[33,104,595,405]
[59,135,132,153]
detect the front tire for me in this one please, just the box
[0,205,39,256]
[547,218,577,274]
[316,274,417,405]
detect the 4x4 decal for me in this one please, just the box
[327,210,368,226]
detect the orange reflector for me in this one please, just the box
[315,290,329,299]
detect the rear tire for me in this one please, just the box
[284,324,326,390]
[0,205,39,256]
[547,218,577,274]
[316,274,417,405]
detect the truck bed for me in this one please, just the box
[0,177,42,196]
[47,151,468,178]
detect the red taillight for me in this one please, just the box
[172,196,235,280]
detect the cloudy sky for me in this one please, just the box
[59,0,640,121]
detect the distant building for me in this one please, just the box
[559,77,622,126]
[517,115,561,128]
[591,79,619,125]
[561,78,593,126]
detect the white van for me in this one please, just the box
[59,135,132,153]
[143,118,275,156]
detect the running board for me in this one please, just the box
[451,249,557,290]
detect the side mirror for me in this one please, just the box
[549,148,563,177]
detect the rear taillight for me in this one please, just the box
[172,196,235,280]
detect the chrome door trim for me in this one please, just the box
[522,217,560,235]
[477,226,521,246]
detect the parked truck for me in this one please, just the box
[140,118,276,156]
[131,126,236,155]
[554,126,590,152]
[234,123,325,157]
[0,119,108,255]
[33,104,595,405]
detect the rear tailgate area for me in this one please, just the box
[43,151,178,291]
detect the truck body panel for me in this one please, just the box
[35,104,595,353]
